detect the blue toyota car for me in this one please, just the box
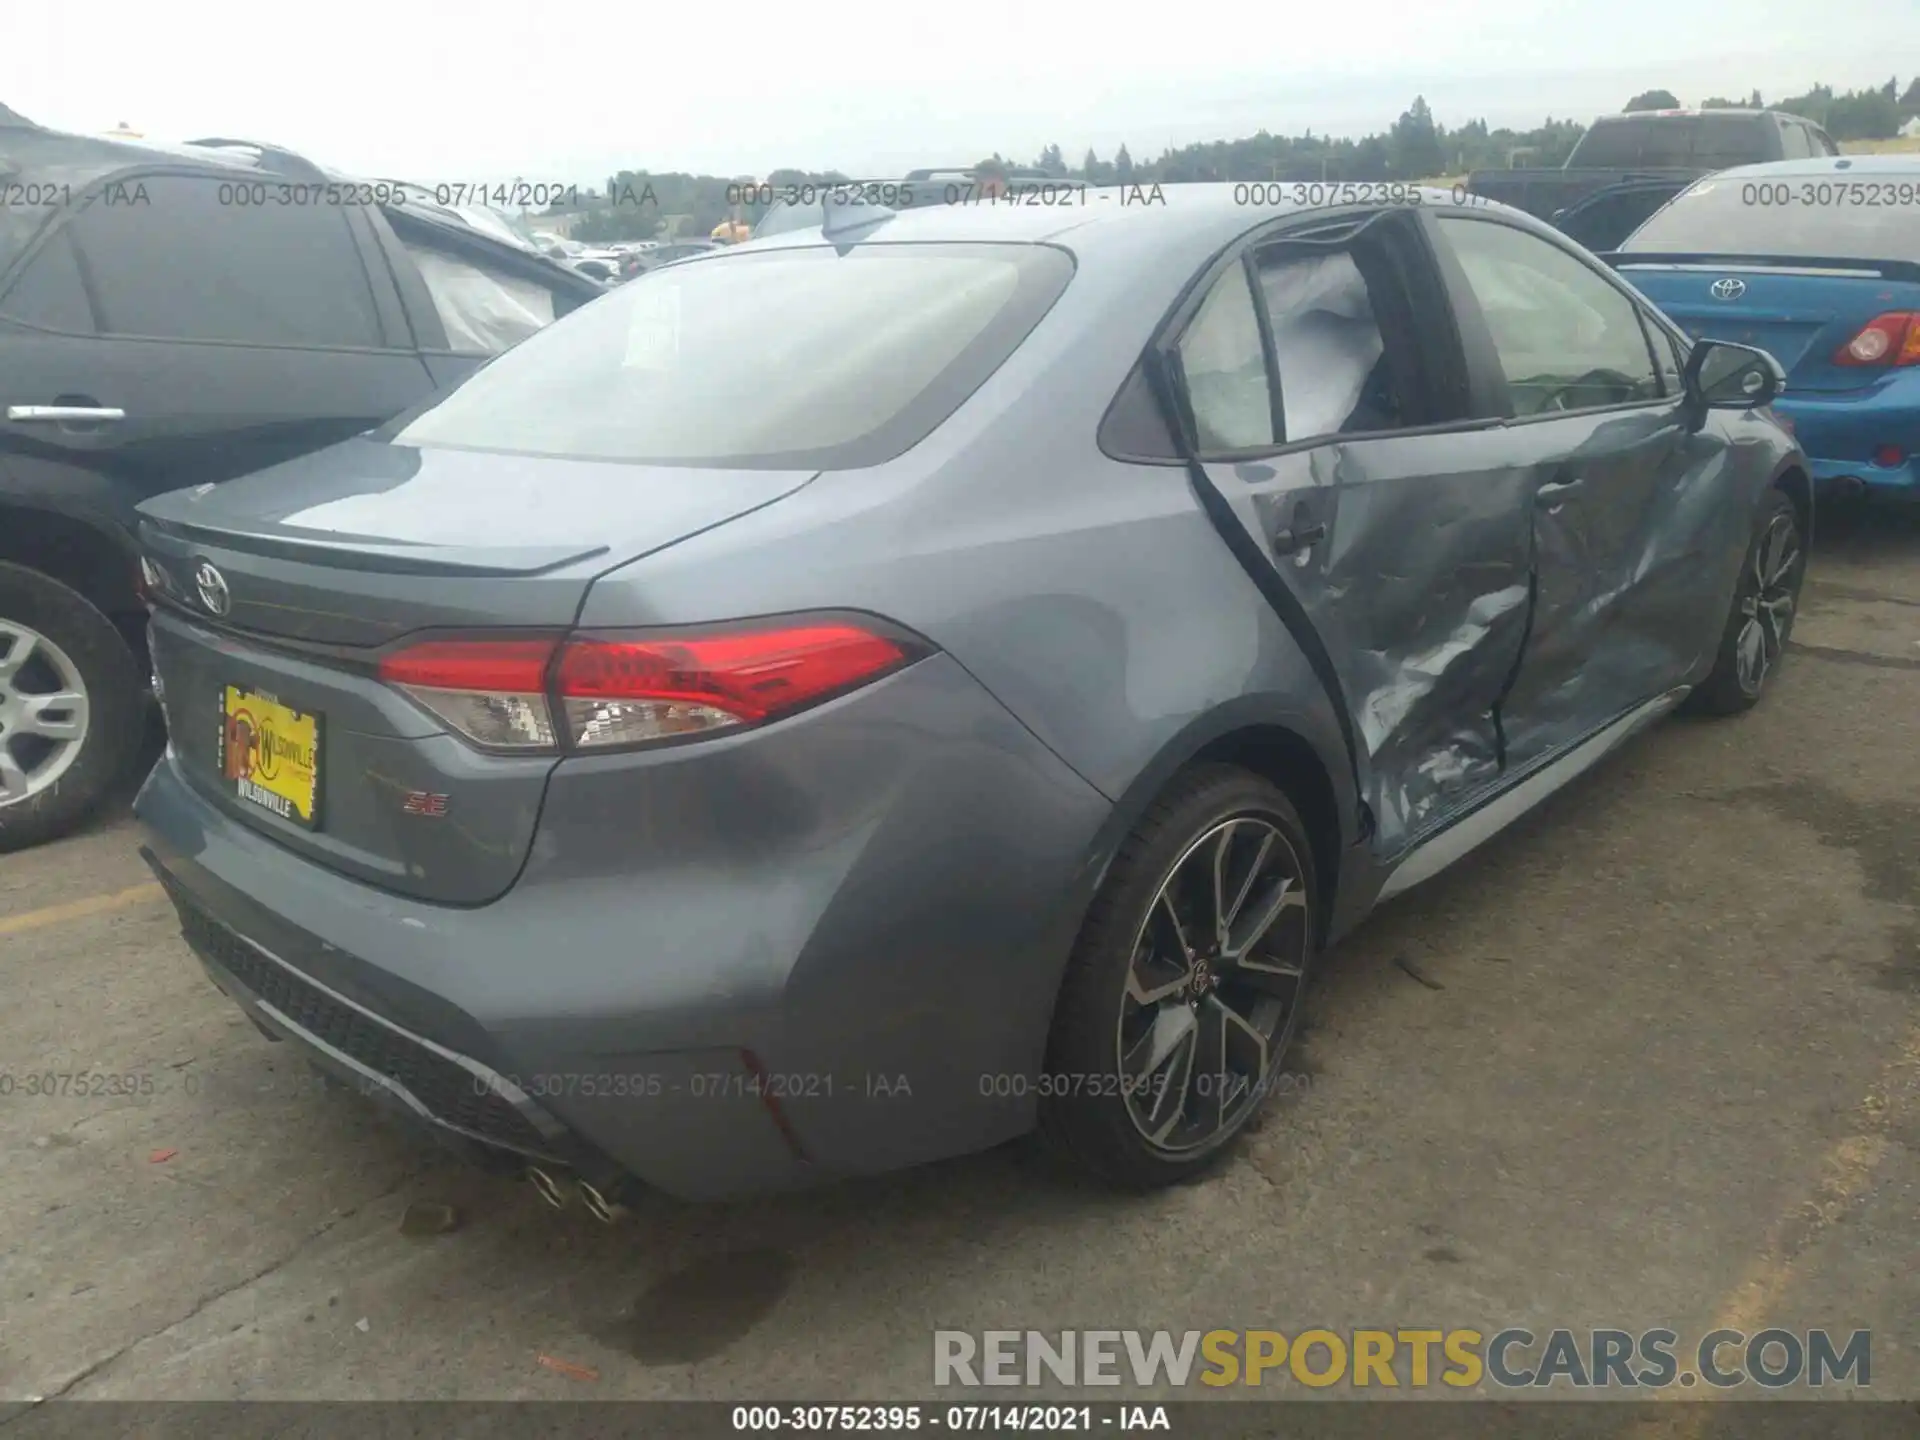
[1612,156,1920,499]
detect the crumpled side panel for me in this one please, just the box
[1237,436,1534,853]
[1500,408,1733,769]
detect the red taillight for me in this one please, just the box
[377,622,918,752]
[554,624,915,748]
[1834,312,1920,367]
[378,638,557,693]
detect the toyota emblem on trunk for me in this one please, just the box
[193,561,231,616]
[1710,278,1747,300]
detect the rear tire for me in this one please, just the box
[1039,764,1318,1189]
[0,563,144,852]
[1689,489,1804,717]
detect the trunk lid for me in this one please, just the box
[140,437,816,904]
[1618,262,1920,393]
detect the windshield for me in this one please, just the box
[391,242,1074,469]
[1572,114,1770,169]
[1622,172,1920,263]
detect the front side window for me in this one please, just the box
[392,242,1072,469]
[1175,263,1275,452]
[1437,216,1661,416]
[67,175,383,348]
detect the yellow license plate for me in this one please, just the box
[219,685,321,828]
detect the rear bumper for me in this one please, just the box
[134,653,1114,1200]
[1773,383,1920,494]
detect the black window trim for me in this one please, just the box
[1147,205,1504,467]
[58,165,408,355]
[1428,208,1679,428]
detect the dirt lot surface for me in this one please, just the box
[2,503,1916,1408]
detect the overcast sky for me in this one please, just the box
[10,1,1919,182]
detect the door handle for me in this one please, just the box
[1272,520,1327,555]
[1535,476,1584,507]
[7,405,127,424]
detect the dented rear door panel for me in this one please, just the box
[1197,430,1531,855]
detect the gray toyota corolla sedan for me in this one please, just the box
[134,186,1807,1207]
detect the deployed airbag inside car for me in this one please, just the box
[1262,251,1385,441]
[404,241,556,353]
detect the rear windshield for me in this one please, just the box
[1571,115,1771,169]
[1621,173,1920,263]
[391,242,1073,469]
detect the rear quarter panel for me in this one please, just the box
[573,224,1358,837]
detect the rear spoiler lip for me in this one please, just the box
[1597,251,1920,283]
[136,514,607,578]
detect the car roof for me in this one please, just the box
[1591,109,1779,121]
[738,182,1481,260]
[0,120,589,290]
[1688,154,1920,180]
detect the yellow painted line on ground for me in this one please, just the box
[0,882,164,937]
[1622,1020,1919,1437]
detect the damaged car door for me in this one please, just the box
[1429,212,1724,769]
[1171,208,1533,855]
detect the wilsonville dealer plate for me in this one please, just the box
[219,685,321,828]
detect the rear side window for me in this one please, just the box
[1174,263,1275,452]
[1255,249,1401,441]
[401,239,555,354]
[392,242,1073,469]
[1438,216,1661,415]
[1623,173,1920,263]
[66,175,384,347]
[0,229,92,331]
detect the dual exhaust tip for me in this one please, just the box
[526,1164,627,1224]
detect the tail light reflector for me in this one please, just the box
[1834,312,1920,367]
[378,638,560,750]
[555,624,916,748]
[376,622,920,752]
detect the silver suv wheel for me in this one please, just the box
[0,620,91,807]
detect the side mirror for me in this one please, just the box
[1685,339,1785,411]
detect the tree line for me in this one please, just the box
[563,75,1920,241]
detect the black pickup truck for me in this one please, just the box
[1466,108,1841,251]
